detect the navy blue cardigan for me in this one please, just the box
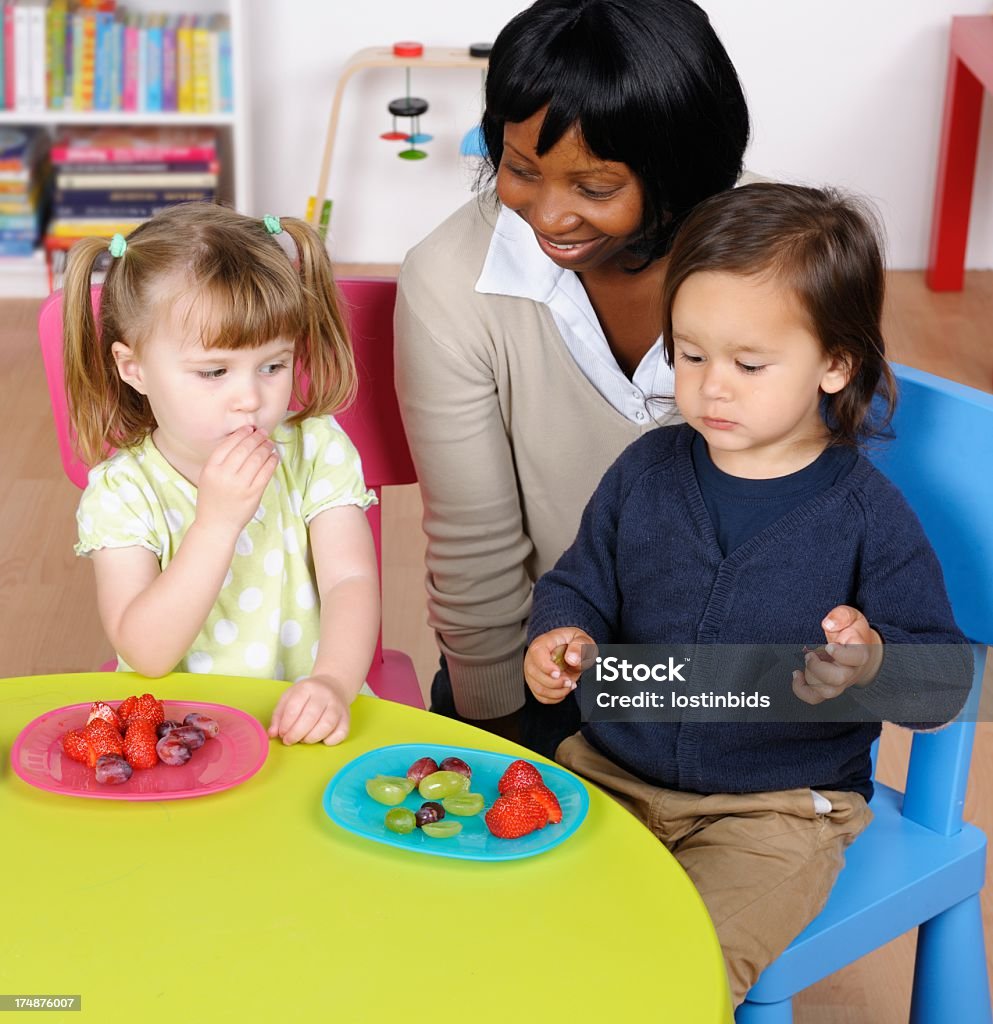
[528,425,970,799]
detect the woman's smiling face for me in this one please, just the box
[496,109,646,274]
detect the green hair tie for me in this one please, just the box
[108,233,127,258]
[262,214,282,235]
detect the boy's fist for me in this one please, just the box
[792,605,883,705]
[524,628,597,704]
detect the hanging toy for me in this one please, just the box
[382,41,433,160]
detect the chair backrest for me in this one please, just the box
[38,276,414,668]
[868,364,993,835]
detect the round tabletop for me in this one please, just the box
[1,673,732,1023]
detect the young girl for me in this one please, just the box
[523,183,970,1004]
[64,202,379,747]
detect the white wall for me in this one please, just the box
[245,0,993,270]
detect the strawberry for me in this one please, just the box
[484,790,549,839]
[86,701,123,733]
[62,729,91,765]
[123,720,159,769]
[81,719,124,766]
[519,783,562,824]
[119,693,164,727]
[497,759,544,795]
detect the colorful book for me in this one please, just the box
[216,13,232,113]
[93,8,113,111]
[121,10,137,111]
[51,126,218,164]
[25,0,45,112]
[48,217,143,237]
[109,13,123,111]
[72,9,98,111]
[191,13,208,113]
[56,170,216,188]
[46,0,68,110]
[13,0,29,111]
[161,13,176,110]
[3,3,15,110]
[175,13,192,112]
[145,13,162,112]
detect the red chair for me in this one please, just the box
[37,277,424,709]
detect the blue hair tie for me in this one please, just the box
[108,233,127,258]
[262,214,282,235]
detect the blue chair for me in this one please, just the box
[737,365,992,1023]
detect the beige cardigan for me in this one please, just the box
[395,196,674,718]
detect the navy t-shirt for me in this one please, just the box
[691,433,858,556]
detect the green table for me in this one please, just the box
[1,673,732,1022]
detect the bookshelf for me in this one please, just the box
[0,0,250,297]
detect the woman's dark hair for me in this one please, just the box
[660,182,896,447]
[481,0,750,265]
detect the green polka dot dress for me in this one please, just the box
[75,416,377,685]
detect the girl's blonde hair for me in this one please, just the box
[62,202,356,465]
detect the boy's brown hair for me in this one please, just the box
[62,202,355,465]
[661,182,896,446]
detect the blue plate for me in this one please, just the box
[323,743,589,861]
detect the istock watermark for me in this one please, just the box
[576,643,981,724]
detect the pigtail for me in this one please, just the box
[279,217,357,421]
[62,236,121,466]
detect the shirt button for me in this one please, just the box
[631,390,640,399]
[635,411,646,422]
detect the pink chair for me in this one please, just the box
[37,276,425,709]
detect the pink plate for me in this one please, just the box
[10,700,269,801]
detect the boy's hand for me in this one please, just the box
[524,628,597,704]
[792,605,883,705]
[268,674,351,745]
[196,426,279,535]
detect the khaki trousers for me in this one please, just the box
[556,732,872,1008]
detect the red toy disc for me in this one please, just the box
[393,41,424,57]
[380,131,408,141]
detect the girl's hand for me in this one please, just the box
[524,627,597,704]
[268,674,352,745]
[792,605,884,705]
[196,426,279,535]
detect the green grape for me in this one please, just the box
[551,645,567,668]
[384,807,417,834]
[421,820,462,839]
[365,776,412,806]
[417,770,471,800]
[442,792,485,817]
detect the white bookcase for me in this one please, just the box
[0,0,250,296]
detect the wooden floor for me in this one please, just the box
[2,269,991,1020]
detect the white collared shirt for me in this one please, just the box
[474,206,675,424]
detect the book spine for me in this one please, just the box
[51,143,218,163]
[175,14,192,113]
[160,14,176,110]
[79,9,96,110]
[0,3,5,111]
[3,3,15,110]
[56,185,216,205]
[54,200,213,219]
[61,1,72,109]
[217,16,232,113]
[136,12,146,112]
[51,159,219,174]
[13,1,29,111]
[145,16,161,112]
[27,0,45,112]
[92,9,112,111]
[56,171,218,188]
[121,13,136,112]
[191,15,209,114]
[47,1,66,110]
[108,14,122,110]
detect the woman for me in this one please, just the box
[395,0,750,753]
